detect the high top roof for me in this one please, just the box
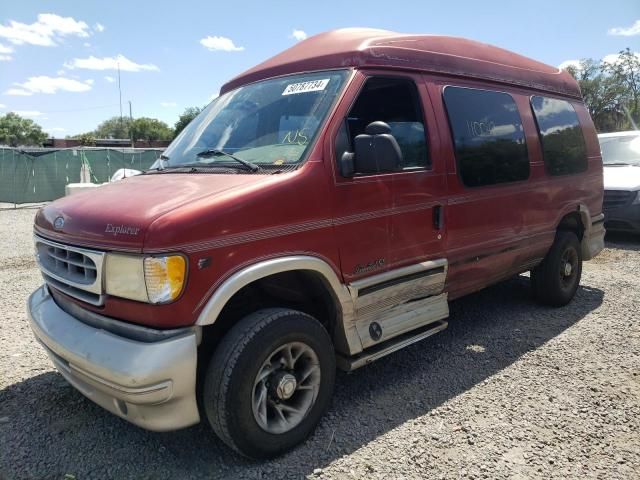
[221,28,581,99]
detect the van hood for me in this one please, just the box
[35,173,272,252]
[603,165,640,191]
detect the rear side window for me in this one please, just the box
[530,96,587,176]
[443,86,529,187]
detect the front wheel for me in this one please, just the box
[203,308,335,458]
[531,231,582,307]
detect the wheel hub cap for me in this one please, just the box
[252,342,321,434]
[275,373,297,400]
[563,262,573,277]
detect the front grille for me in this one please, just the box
[34,236,105,305]
[603,190,634,209]
[39,244,97,284]
[605,219,634,231]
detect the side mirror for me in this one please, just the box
[353,121,402,174]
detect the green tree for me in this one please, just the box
[604,48,640,126]
[130,117,173,142]
[563,49,640,132]
[174,106,203,138]
[93,116,132,139]
[78,132,96,146]
[566,60,626,132]
[0,112,48,147]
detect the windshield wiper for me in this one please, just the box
[196,149,260,172]
[604,162,632,166]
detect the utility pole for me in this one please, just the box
[129,101,134,147]
[117,61,123,138]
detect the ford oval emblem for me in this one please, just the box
[53,216,64,230]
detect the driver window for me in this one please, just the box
[337,77,429,169]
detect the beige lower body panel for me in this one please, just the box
[582,214,606,261]
[345,259,449,356]
[356,292,449,349]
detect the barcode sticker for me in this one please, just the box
[282,79,329,95]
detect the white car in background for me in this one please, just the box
[109,158,167,182]
[598,131,640,233]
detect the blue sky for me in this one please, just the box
[0,0,638,137]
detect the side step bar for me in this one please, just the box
[336,319,448,371]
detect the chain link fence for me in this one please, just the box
[0,147,163,204]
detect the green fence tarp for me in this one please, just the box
[0,147,163,204]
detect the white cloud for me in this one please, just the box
[0,55,11,61]
[83,42,91,47]
[4,88,31,96]
[104,75,115,83]
[85,79,94,85]
[290,29,307,41]
[608,19,640,36]
[160,101,177,107]
[12,110,44,117]
[94,23,105,33]
[0,43,13,54]
[542,124,575,135]
[558,59,582,71]
[0,103,6,108]
[0,13,89,47]
[5,76,93,96]
[64,54,159,72]
[490,124,516,136]
[534,97,574,117]
[200,35,244,52]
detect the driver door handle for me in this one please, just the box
[433,205,444,230]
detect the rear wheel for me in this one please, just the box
[531,231,582,307]
[203,308,335,458]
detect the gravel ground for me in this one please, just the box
[0,207,638,480]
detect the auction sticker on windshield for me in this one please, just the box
[282,79,329,95]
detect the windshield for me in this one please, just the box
[600,133,640,166]
[162,70,349,170]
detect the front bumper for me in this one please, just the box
[604,204,640,233]
[27,285,200,431]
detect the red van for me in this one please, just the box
[28,29,605,458]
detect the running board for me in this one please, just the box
[336,319,448,371]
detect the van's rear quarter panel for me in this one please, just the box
[574,102,604,217]
[426,78,601,300]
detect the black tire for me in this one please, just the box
[531,231,582,307]
[203,308,335,459]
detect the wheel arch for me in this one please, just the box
[555,204,603,261]
[555,202,598,237]
[195,255,359,355]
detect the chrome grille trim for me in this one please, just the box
[603,190,634,209]
[34,235,105,306]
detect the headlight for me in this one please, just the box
[105,254,187,304]
[633,191,640,205]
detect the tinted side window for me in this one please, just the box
[530,96,587,176]
[443,86,529,187]
[346,77,428,170]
